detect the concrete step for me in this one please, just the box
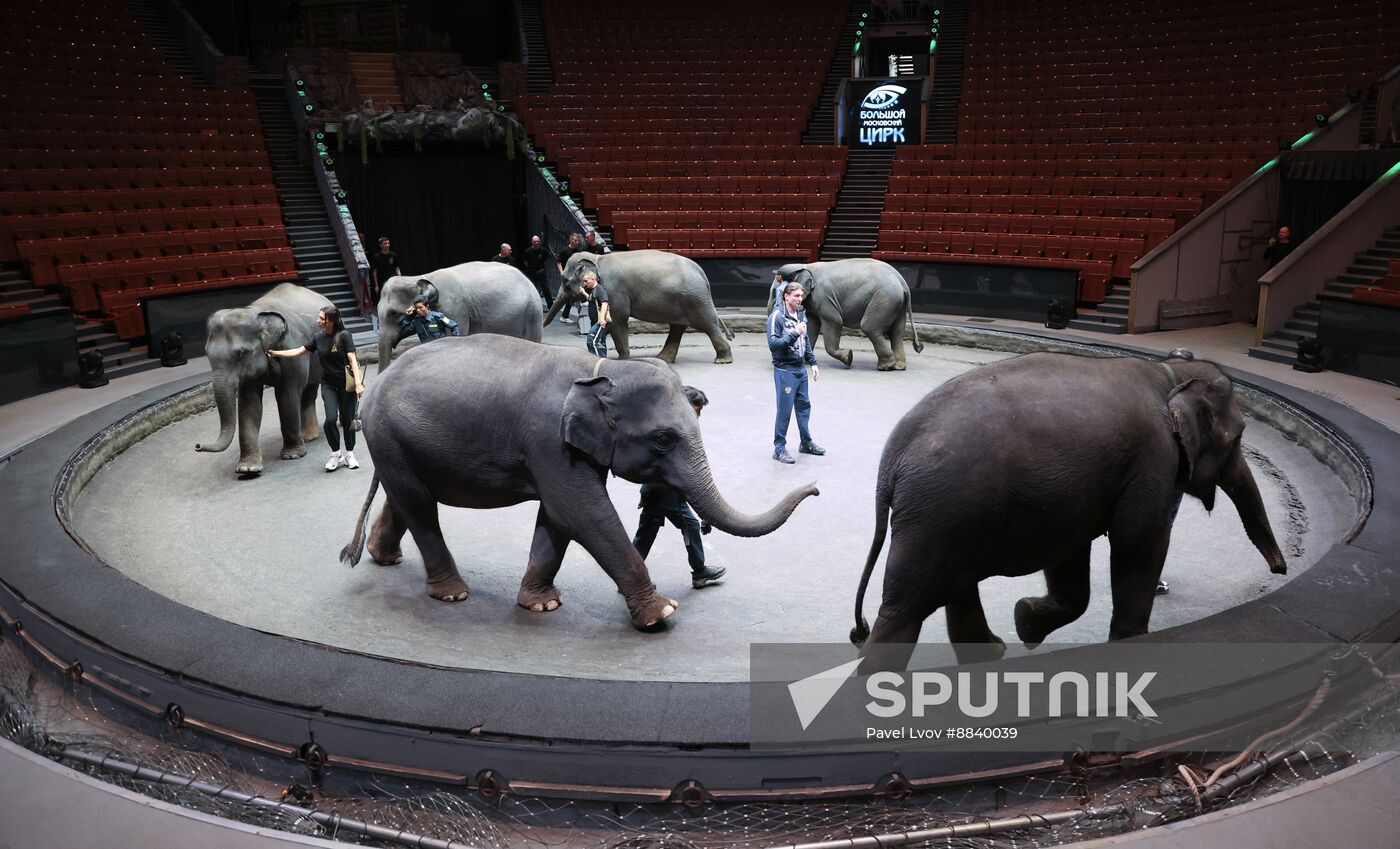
[1262,336,1299,354]
[105,355,165,381]
[1273,326,1316,343]
[1067,317,1126,334]
[1096,301,1129,315]
[1247,345,1296,365]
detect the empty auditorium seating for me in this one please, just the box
[876,0,1400,304]
[528,0,848,260]
[0,0,296,336]
[1353,259,1400,308]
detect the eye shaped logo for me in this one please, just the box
[860,84,907,110]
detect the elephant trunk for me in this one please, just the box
[377,324,399,376]
[1220,450,1287,574]
[679,447,818,537]
[543,288,570,326]
[194,372,237,452]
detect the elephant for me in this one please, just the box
[850,351,1287,670]
[544,250,736,363]
[341,334,818,629]
[768,258,924,371]
[376,261,543,373]
[195,283,332,475]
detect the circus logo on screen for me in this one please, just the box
[857,84,909,145]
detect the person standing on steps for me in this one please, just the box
[767,279,824,464]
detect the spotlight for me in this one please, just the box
[1044,300,1069,330]
[1293,337,1324,373]
[77,350,108,388]
[1314,113,1329,127]
[159,331,186,367]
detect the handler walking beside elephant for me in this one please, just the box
[767,280,824,464]
[582,270,610,358]
[269,306,365,472]
[400,298,461,343]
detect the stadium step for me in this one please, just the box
[251,77,365,324]
[1067,311,1127,334]
[802,0,870,144]
[925,0,969,144]
[518,0,556,95]
[350,53,405,112]
[819,147,894,259]
[129,0,201,82]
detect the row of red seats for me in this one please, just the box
[880,230,1142,278]
[5,130,265,152]
[0,91,253,109]
[873,240,1114,302]
[62,247,297,314]
[889,174,1228,200]
[569,160,843,180]
[625,228,821,258]
[19,226,290,286]
[960,126,1286,145]
[609,210,829,242]
[4,114,262,133]
[887,193,1202,221]
[594,193,834,223]
[880,211,1174,244]
[0,186,279,217]
[581,177,837,208]
[101,267,302,341]
[535,82,823,95]
[0,150,270,171]
[0,204,283,261]
[560,145,847,166]
[5,80,208,99]
[529,109,813,127]
[0,303,31,322]
[0,167,273,192]
[895,159,1252,180]
[1352,260,1400,308]
[908,142,1267,161]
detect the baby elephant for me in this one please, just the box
[342,335,818,630]
[851,352,1286,671]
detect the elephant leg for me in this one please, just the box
[694,309,733,364]
[887,311,909,370]
[1107,526,1171,640]
[274,360,309,460]
[859,608,925,674]
[367,501,407,565]
[518,505,568,613]
[657,324,686,363]
[299,376,321,443]
[820,319,852,367]
[387,481,468,602]
[1014,543,1091,648]
[862,314,899,371]
[946,586,1006,664]
[235,382,265,475]
[563,496,678,629]
[858,532,948,672]
[610,316,631,360]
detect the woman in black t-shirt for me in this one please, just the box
[268,306,365,471]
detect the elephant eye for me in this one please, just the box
[651,430,679,452]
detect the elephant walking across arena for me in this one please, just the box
[852,351,1287,670]
[769,258,923,371]
[342,335,818,630]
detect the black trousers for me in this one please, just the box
[633,501,705,573]
[320,384,357,452]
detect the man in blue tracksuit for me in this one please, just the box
[767,277,824,464]
[399,298,461,343]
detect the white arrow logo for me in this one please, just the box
[787,658,862,730]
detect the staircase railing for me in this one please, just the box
[284,67,372,316]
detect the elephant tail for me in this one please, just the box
[718,314,735,341]
[340,472,381,567]
[850,481,891,646]
[904,286,924,354]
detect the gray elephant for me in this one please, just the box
[376,261,543,372]
[544,250,735,363]
[851,351,1286,670]
[768,259,923,370]
[342,334,818,629]
[195,283,332,475]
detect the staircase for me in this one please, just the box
[128,0,200,80]
[1068,281,1130,334]
[1358,86,1379,146]
[801,0,868,145]
[250,77,371,334]
[1249,225,1400,364]
[924,0,968,144]
[819,147,894,259]
[518,0,555,95]
[0,266,161,379]
[350,53,404,111]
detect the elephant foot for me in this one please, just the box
[281,444,307,460]
[427,573,470,603]
[954,636,1007,664]
[517,582,563,613]
[367,540,403,566]
[1014,598,1052,648]
[712,353,733,365]
[301,426,321,443]
[876,359,898,371]
[627,591,680,631]
[235,456,264,476]
[657,351,678,363]
[838,351,854,368]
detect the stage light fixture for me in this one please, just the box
[1044,300,1069,330]
[77,350,108,388]
[1293,337,1324,373]
[159,332,186,368]
[1314,113,1328,127]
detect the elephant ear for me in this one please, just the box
[415,279,441,307]
[561,376,616,466]
[257,311,289,349]
[1168,377,1225,493]
[800,268,841,316]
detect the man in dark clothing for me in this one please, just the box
[521,234,552,304]
[491,243,515,266]
[1263,225,1296,267]
[632,386,726,589]
[368,236,400,329]
[399,298,461,343]
[582,270,609,357]
[583,230,608,255]
[557,232,583,324]
[767,277,823,464]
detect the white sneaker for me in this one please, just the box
[344,451,359,469]
[324,451,343,471]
